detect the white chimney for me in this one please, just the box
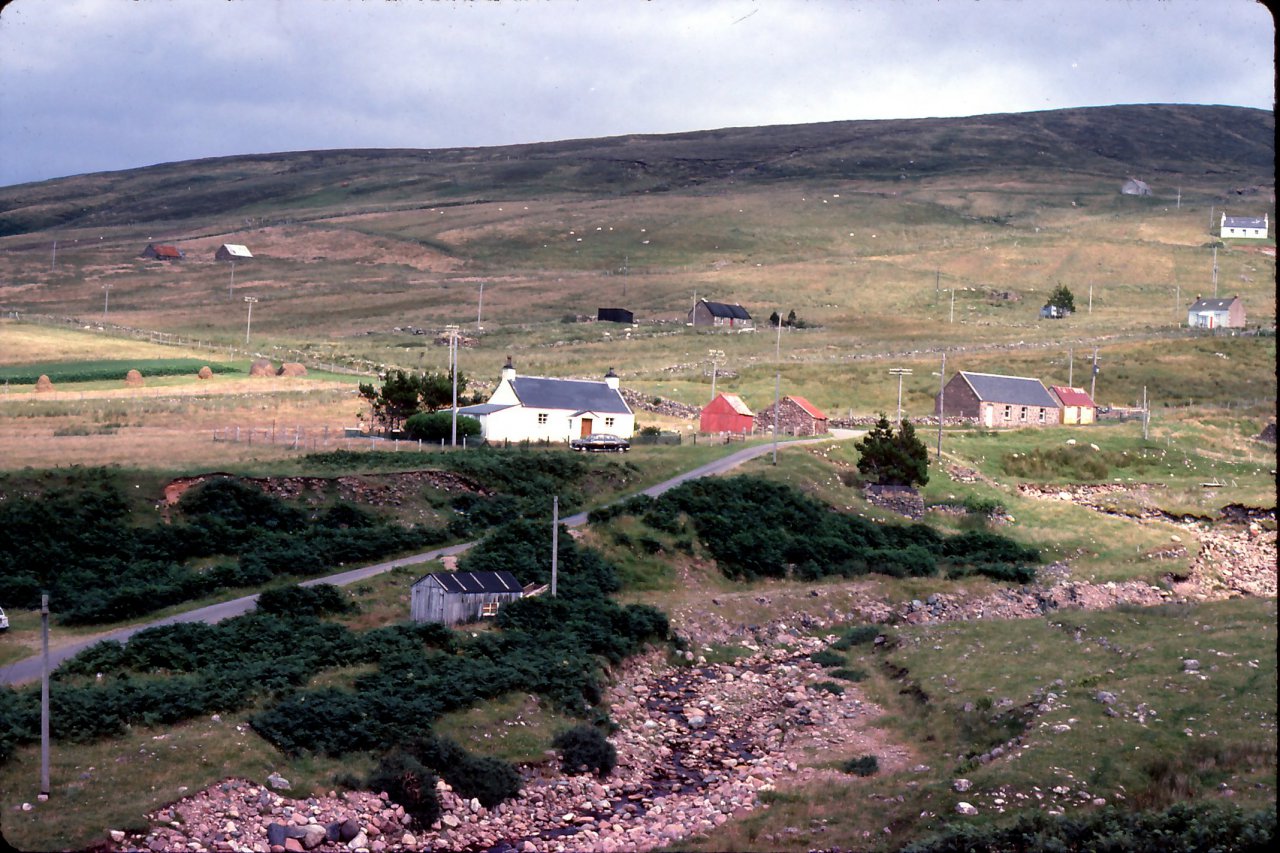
[604,367,620,390]
[501,357,516,384]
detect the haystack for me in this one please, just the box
[35,374,54,393]
[249,359,275,377]
[277,362,308,377]
[197,366,214,380]
[125,369,144,387]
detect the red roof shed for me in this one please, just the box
[700,393,755,435]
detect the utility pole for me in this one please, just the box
[1090,347,1099,402]
[40,594,50,800]
[1088,282,1093,314]
[446,324,460,446]
[1212,246,1219,297]
[936,353,946,462]
[51,240,57,272]
[772,318,783,465]
[243,296,258,344]
[708,349,724,401]
[949,288,955,323]
[102,283,112,321]
[1068,347,1073,387]
[550,496,559,598]
[476,283,484,329]
[1142,385,1150,440]
[1176,187,1181,209]
[228,261,236,299]
[935,268,940,300]
[889,368,912,424]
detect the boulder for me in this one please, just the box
[250,359,276,377]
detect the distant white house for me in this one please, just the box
[456,358,634,444]
[1219,213,1269,240]
[1187,295,1246,329]
[215,243,254,260]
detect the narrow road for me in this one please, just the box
[0,433,855,686]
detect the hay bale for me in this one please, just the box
[197,366,214,380]
[277,362,307,377]
[35,374,54,393]
[249,358,275,377]
[125,369,144,387]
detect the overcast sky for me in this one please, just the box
[0,0,1273,188]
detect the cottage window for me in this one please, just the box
[1003,405,1012,420]
[537,413,548,425]
[1038,409,1046,423]
[1020,406,1028,421]
[481,602,500,617]
[605,417,615,428]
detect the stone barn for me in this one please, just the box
[140,243,184,260]
[700,393,755,435]
[688,298,752,330]
[936,371,1059,428]
[759,395,828,436]
[410,570,524,625]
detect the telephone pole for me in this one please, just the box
[888,368,912,424]
[550,496,559,598]
[40,594,50,800]
[708,349,724,401]
[936,353,946,462]
[243,296,258,344]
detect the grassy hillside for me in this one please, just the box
[0,105,1274,427]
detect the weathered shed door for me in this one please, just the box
[580,418,592,436]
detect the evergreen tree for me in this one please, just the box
[1047,283,1076,314]
[786,309,798,327]
[769,311,781,327]
[855,415,930,487]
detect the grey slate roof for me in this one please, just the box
[960,372,1058,407]
[456,403,515,415]
[701,300,752,320]
[1188,296,1240,312]
[511,376,631,414]
[1222,215,1267,229]
[416,570,523,594]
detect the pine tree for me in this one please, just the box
[1047,284,1076,314]
[855,415,930,487]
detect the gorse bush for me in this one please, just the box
[0,471,445,624]
[901,802,1276,853]
[601,476,1039,584]
[553,725,617,777]
[366,750,440,829]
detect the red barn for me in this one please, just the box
[700,393,755,435]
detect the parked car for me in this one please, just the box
[570,433,630,452]
[0,606,8,632]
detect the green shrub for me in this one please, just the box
[256,584,353,617]
[404,411,482,442]
[408,736,521,807]
[842,755,880,776]
[813,680,845,695]
[831,625,881,649]
[810,649,846,668]
[367,750,441,829]
[830,667,868,682]
[553,725,616,777]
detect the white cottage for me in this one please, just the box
[457,358,634,445]
[1219,213,1269,240]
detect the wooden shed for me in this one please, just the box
[1050,386,1097,425]
[700,393,755,435]
[410,570,524,625]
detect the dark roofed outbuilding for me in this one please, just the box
[689,299,753,329]
[410,570,525,625]
[937,371,1059,428]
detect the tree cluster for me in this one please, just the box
[768,309,807,328]
[1046,283,1076,314]
[358,369,468,433]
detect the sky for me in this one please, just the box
[0,0,1274,188]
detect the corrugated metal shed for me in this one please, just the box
[410,570,525,625]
